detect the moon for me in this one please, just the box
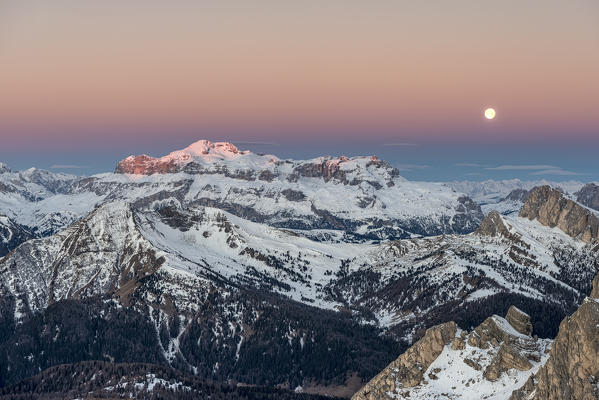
[484,107,496,120]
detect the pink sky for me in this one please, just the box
[0,1,598,151]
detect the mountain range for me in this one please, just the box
[0,140,597,399]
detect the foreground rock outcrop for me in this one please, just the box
[519,185,599,244]
[357,273,599,400]
[352,307,549,400]
[352,322,457,399]
[511,274,599,400]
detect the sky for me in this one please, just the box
[0,1,597,180]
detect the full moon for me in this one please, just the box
[484,108,496,120]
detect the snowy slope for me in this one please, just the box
[0,167,101,236]
[2,196,593,335]
[329,211,597,338]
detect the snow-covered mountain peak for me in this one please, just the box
[115,139,279,175]
[0,162,10,174]
[168,140,271,163]
[180,140,243,157]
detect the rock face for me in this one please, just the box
[591,274,599,299]
[576,183,599,212]
[476,211,513,237]
[351,322,457,400]
[469,311,541,382]
[519,185,599,243]
[115,154,180,174]
[511,275,599,400]
[352,307,551,400]
[506,306,534,336]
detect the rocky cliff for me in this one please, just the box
[475,210,514,238]
[519,185,599,244]
[511,274,599,400]
[351,322,457,400]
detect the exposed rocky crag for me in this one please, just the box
[506,305,533,336]
[520,185,599,244]
[352,306,550,400]
[511,274,599,400]
[351,322,457,399]
[475,210,514,238]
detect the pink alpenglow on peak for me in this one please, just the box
[173,140,247,160]
[115,140,279,175]
[113,139,402,190]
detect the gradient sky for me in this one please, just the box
[0,1,597,180]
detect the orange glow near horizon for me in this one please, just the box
[0,1,598,147]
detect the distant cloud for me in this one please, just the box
[529,169,587,176]
[485,164,558,171]
[396,163,430,171]
[455,163,485,167]
[50,164,87,169]
[465,172,483,176]
[382,142,419,147]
